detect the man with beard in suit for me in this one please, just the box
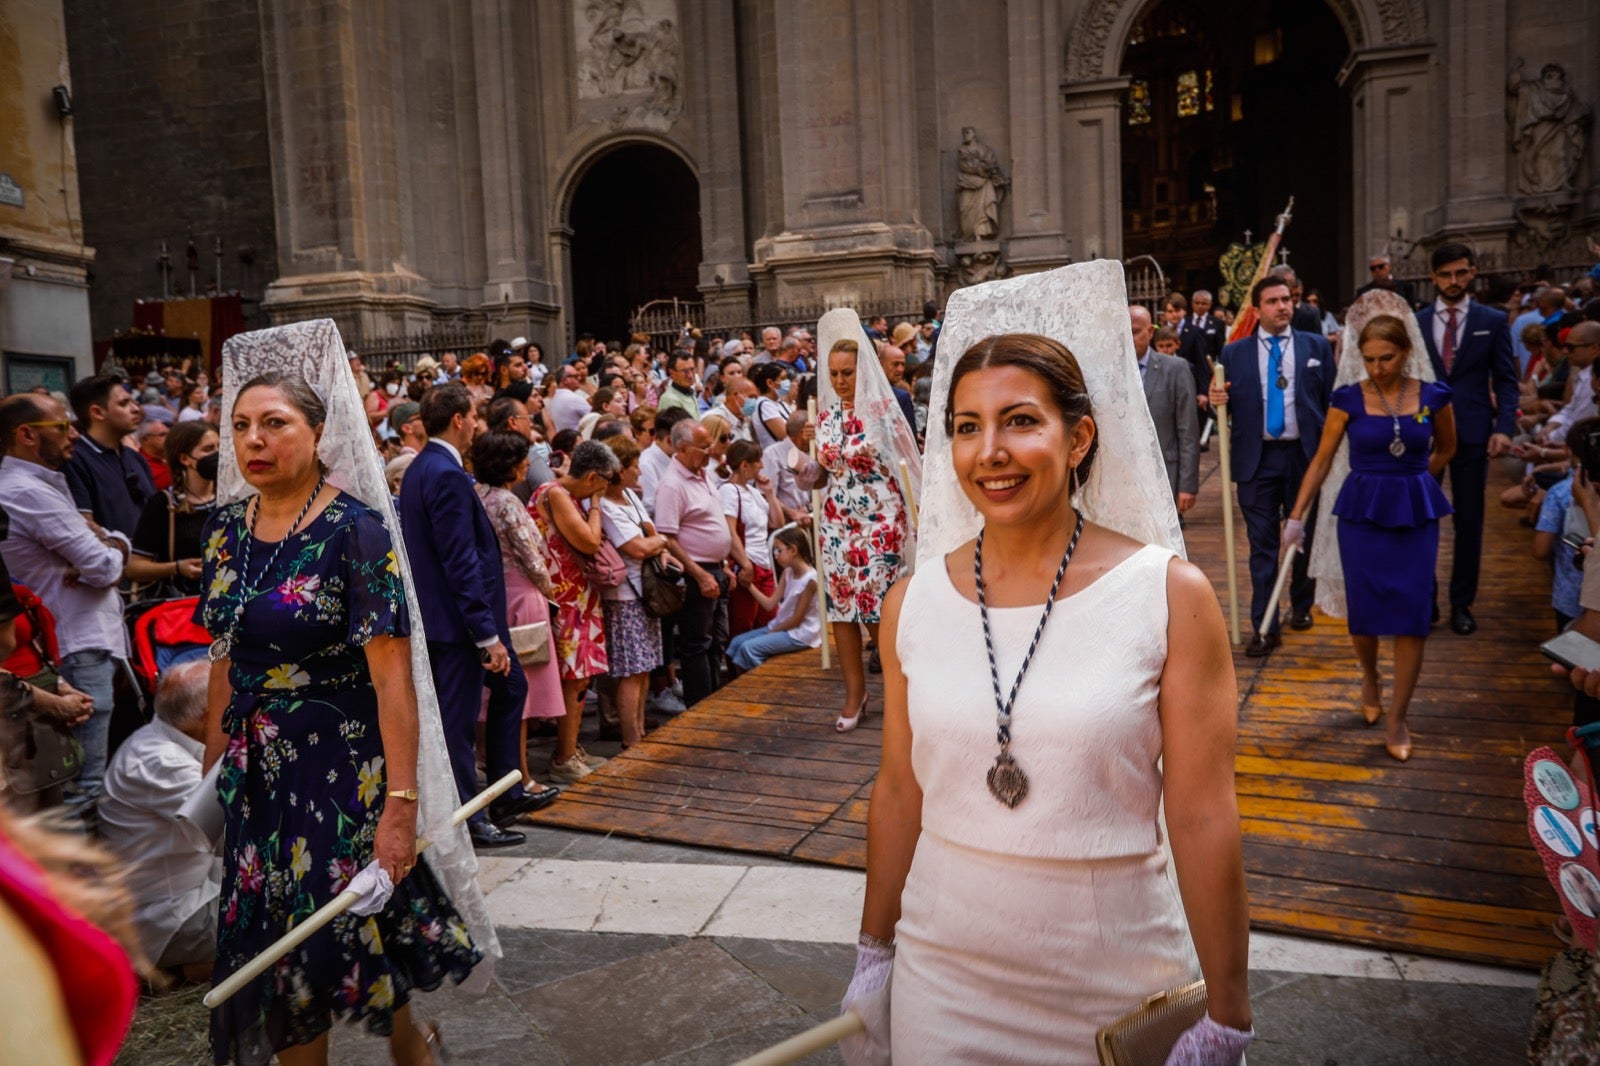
[1414,242,1518,635]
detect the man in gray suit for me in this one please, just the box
[1130,305,1199,515]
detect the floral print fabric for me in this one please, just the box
[817,404,910,623]
[529,483,609,681]
[196,492,480,1065]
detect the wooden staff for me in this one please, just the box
[1213,363,1241,645]
[809,398,831,670]
[732,1013,865,1066]
[1262,544,1300,638]
[204,769,522,1009]
[896,458,919,532]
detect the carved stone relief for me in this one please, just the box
[575,0,681,128]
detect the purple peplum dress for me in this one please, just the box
[1331,380,1454,636]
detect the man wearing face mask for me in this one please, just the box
[710,377,759,443]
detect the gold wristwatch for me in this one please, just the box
[387,788,419,801]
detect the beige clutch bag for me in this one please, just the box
[508,621,551,666]
[1096,980,1208,1066]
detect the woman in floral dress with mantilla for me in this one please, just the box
[814,336,915,733]
[199,372,478,1066]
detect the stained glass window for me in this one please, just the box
[1128,79,1152,126]
[1177,70,1200,118]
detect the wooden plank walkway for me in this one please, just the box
[531,450,1567,969]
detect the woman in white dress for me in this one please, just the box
[842,263,1252,1065]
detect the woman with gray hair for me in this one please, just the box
[197,369,479,1064]
[529,439,620,784]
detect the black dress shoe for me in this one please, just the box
[1245,632,1281,657]
[867,648,882,674]
[1290,610,1314,631]
[488,792,546,826]
[1450,606,1477,635]
[521,786,561,815]
[469,821,525,849]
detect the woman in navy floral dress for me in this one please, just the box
[198,373,478,1066]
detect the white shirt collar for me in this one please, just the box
[1257,326,1292,341]
[432,438,463,466]
[1434,295,1472,317]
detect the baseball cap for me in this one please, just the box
[388,401,421,433]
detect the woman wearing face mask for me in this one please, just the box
[365,370,403,434]
[127,420,220,597]
[749,363,793,450]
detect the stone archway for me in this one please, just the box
[1060,0,1433,294]
[1064,0,1429,82]
[562,141,703,343]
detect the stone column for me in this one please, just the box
[473,0,561,348]
[748,0,936,313]
[258,0,436,338]
[1058,77,1129,263]
[1441,3,1509,228]
[1004,0,1071,272]
[1340,44,1435,284]
[687,0,753,325]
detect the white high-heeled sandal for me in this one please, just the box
[836,695,869,733]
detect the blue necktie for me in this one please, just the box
[1266,336,1285,438]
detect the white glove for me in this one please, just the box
[344,860,396,917]
[1164,1014,1254,1066]
[1282,517,1305,551]
[839,939,894,1066]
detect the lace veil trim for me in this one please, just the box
[919,259,1185,565]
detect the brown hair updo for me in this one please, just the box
[1356,314,1412,354]
[943,333,1099,484]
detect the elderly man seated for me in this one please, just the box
[98,660,220,975]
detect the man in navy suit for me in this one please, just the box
[400,383,557,848]
[1415,242,1519,635]
[1211,276,1338,656]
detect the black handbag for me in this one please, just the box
[624,492,686,618]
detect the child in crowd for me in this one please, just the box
[1534,420,1600,628]
[726,526,822,672]
[1152,327,1182,356]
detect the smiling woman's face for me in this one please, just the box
[949,364,1092,525]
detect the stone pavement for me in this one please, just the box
[121,824,1540,1065]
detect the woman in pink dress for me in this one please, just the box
[529,440,619,784]
[471,432,566,793]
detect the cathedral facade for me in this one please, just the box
[53,0,1600,360]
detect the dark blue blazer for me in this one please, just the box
[398,440,507,647]
[1414,301,1518,444]
[1218,330,1337,483]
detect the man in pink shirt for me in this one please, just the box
[653,420,733,705]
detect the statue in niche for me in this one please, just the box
[1507,59,1591,196]
[577,0,680,122]
[956,127,1009,242]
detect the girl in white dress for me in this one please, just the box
[842,263,1252,1066]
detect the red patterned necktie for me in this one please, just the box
[1442,307,1458,374]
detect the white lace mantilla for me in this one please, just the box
[218,319,499,986]
[920,259,1185,565]
[1309,290,1436,618]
